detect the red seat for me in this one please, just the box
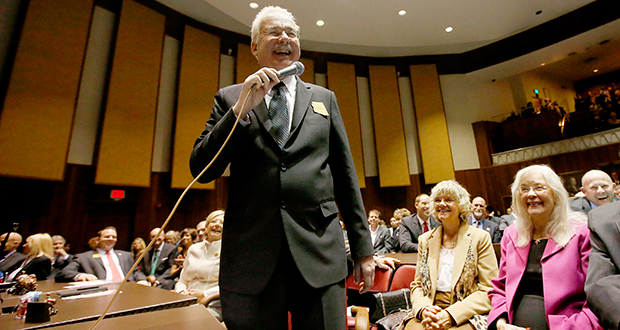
[388,265,416,291]
[346,267,394,292]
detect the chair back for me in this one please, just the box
[346,266,393,293]
[388,265,416,291]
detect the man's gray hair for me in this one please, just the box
[250,6,299,44]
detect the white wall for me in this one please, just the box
[439,74,515,170]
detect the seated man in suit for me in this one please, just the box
[368,210,391,254]
[195,220,207,243]
[57,226,139,282]
[499,207,516,231]
[400,194,439,253]
[586,201,620,330]
[49,235,73,279]
[468,196,502,243]
[570,169,618,214]
[135,227,178,290]
[387,208,410,253]
[0,232,25,273]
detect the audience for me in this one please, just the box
[164,230,180,245]
[57,226,139,282]
[6,233,53,281]
[400,180,498,330]
[400,194,439,253]
[175,210,225,322]
[170,228,198,280]
[0,232,25,274]
[367,209,392,254]
[136,227,178,290]
[49,235,73,279]
[586,201,620,330]
[196,220,207,242]
[468,197,502,243]
[488,164,601,330]
[388,208,410,253]
[499,207,516,231]
[570,169,617,214]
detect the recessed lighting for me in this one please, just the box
[316,20,325,27]
[541,63,545,66]
[445,26,453,33]
[593,69,599,73]
[535,10,542,15]
[249,2,259,9]
[399,10,407,16]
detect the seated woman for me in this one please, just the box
[488,164,601,330]
[401,180,498,330]
[175,210,224,321]
[6,233,54,281]
[131,237,146,261]
[169,228,197,279]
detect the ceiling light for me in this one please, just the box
[593,69,599,73]
[399,10,406,16]
[249,2,259,9]
[541,63,545,66]
[316,20,325,27]
[445,26,453,33]
[535,10,542,15]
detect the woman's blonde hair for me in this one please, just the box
[510,164,585,247]
[27,233,53,260]
[131,237,146,256]
[429,180,472,223]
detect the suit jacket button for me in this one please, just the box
[280,163,286,171]
[281,201,287,209]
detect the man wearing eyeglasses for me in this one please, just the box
[570,169,618,214]
[189,5,374,330]
[468,197,502,243]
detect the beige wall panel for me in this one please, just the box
[95,0,165,187]
[327,62,365,188]
[171,26,221,189]
[236,43,258,84]
[0,0,92,180]
[299,58,314,84]
[368,65,410,187]
[410,64,455,184]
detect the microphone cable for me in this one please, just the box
[88,84,254,330]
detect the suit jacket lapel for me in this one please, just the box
[289,78,311,138]
[428,227,442,299]
[451,224,472,290]
[252,101,279,146]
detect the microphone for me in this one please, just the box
[277,61,305,79]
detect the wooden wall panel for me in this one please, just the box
[327,62,365,188]
[368,65,410,187]
[299,57,314,84]
[410,64,455,184]
[95,0,165,187]
[172,26,220,189]
[236,44,258,84]
[0,0,92,180]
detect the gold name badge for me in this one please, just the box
[311,101,329,116]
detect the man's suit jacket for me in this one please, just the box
[488,223,601,330]
[570,196,620,214]
[48,254,73,280]
[190,77,373,295]
[499,213,516,231]
[468,215,502,243]
[399,214,439,253]
[388,227,400,253]
[135,242,178,289]
[57,249,138,282]
[586,201,620,330]
[0,251,26,273]
[404,223,498,327]
[371,226,391,254]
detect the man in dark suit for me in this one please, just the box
[0,232,25,273]
[368,210,391,253]
[400,194,439,252]
[468,196,502,243]
[49,235,73,280]
[135,227,178,290]
[57,226,138,282]
[586,201,620,330]
[189,6,374,330]
[570,169,618,214]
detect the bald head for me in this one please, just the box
[581,170,615,207]
[149,228,165,249]
[471,197,487,220]
[1,232,23,253]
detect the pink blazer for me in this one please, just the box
[488,221,602,330]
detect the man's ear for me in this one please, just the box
[581,187,586,195]
[251,41,258,57]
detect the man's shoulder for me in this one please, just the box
[569,196,590,209]
[589,200,620,229]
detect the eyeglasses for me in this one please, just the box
[262,27,298,39]
[520,185,549,194]
[434,197,455,204]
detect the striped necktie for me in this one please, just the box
[268,83,289,148]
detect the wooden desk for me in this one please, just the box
[52,304,225,330]
[1,282,196,330]
[379,252,417,265]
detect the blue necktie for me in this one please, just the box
[268,83,289,148]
